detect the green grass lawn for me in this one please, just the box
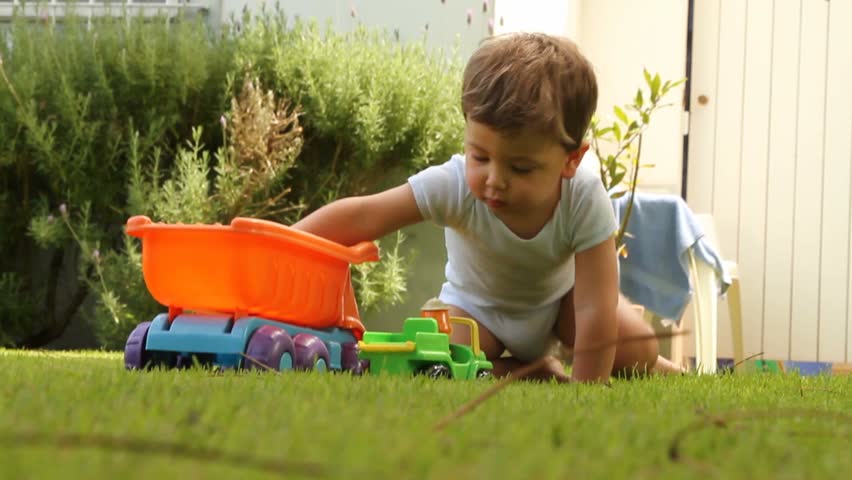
[1,349,850,480]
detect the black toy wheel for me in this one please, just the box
[293,333,331,372]
[476,369,492,379]
[244,325,295,371]
[422,364,451,379]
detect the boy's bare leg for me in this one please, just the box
[554,290,685,376]
[446,305,571,382]
[614,297,684,375]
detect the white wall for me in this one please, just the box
[574,0,688,195]
[0,0,208,21]
[212,0,494,61]
[493,0,579,38]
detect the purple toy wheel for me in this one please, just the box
[124,321,152,370]
[124,322,176,370]
[293,333,330,372]
[341,341,367,375]
[244,325,295,371]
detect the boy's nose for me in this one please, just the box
[485,166,507,190]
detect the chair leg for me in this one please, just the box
[727,275,745,372]
[644,310,686,370]
[689,249,718,374]
[646,311,686,369]
[670,317,686,370]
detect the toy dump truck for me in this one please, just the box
[358,299,494,380]
[122,215,378,374]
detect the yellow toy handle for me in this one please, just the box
[357,340,415,353]
[449,316,481,357]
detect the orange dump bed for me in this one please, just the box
[125,216,379,334]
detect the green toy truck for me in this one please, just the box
[357,315,494,380]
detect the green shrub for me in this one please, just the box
[84,77,305,349]
[1,9,234,348]
[0,273,41,347]
[232,9,464,208]
[2,7,465,349]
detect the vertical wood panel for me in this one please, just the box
[686,0,852,363]
[686,0,721,214]
[738,0,773,359]
[790,0,828,361]
[762,0,800,360]
[849,88,852,363]
[820,0,852,363]
[712,0,746,262]
[708,0,748,360]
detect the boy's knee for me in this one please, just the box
[630,318,659,364]
[642,334,660,363]
[615,301,660,373]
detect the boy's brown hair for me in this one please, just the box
[461,33,598,152]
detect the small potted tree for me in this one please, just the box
[587,69,685,256]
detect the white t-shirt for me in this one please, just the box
[408,154,617,312]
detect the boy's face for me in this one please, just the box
[463,119,588,225]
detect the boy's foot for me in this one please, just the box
[521,356,572,383]
[651,355,687,375]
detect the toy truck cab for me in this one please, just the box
[357,300,493,380]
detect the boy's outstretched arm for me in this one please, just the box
[571,236,619,383]
[292,183,424,246]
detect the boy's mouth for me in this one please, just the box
[485,198,506,209]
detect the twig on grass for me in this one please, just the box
[433,356,557,431]
[799,385,840,397]
[0,430,325,476]
[239,353,278,373]
[732,351,764,370]
[668,408,852,469]
[433,329,690,431]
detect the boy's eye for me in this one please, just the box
[511,165,533,174]
[471,155,488,163]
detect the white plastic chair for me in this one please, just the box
[667,214,744,374]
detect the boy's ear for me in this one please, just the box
[561,141,590,178]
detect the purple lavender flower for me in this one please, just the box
[466,8,473,24]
